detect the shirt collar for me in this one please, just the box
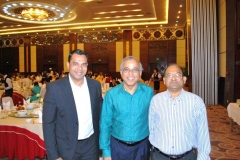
[69,75,87,88]
[118,82,145,94]
[165,89,187,101]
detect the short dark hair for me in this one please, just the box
[68,49,89,62]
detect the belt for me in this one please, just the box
[153,146,193,159]
[113,136,147,146]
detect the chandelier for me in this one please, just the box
[21,8,49,20]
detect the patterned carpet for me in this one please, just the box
[208,105,240,160]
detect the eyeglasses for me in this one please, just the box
[122,68,140,73]
[165,73,182,79]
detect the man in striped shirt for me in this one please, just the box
[149,64,211,160]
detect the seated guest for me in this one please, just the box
[109,78,118,87]
[22,74,32,89]
[96,72,104,84]
[30,82,41,102]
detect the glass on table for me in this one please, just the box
[0,109,9,119]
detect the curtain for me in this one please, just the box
[191,0,218,105]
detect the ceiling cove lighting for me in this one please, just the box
[0,1,74,23]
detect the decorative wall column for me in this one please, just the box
[69,33,77,52]
[24,36,31,72]
[123,30,132,57]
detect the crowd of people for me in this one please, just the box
[0,69,67,104]
[41,49,211,160]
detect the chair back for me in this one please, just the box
[2,97,14,111]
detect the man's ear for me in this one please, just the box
[183,76,187,84]
[163,77,166,85]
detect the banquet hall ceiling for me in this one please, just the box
[0,0,186,38]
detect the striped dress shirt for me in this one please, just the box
[149,89,211,160]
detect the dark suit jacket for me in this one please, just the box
[42,76,102,160]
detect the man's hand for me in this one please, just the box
[56,157,63,160]
[103,157,111,160]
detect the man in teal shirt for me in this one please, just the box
[100,56,154,160]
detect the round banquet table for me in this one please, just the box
[0,116,46,160]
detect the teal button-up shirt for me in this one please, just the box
[100,82,154,157]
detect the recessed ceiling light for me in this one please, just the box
[2,2,73,23]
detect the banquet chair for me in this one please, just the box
[1,92,25,106]
[2,97,14,110]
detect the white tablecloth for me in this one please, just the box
[227,103,240,125]
[0,116,43,139]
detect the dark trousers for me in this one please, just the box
[110,136,150,160]
[72,134,99,160]
[5,88,13,97]
[150,148,197,160]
